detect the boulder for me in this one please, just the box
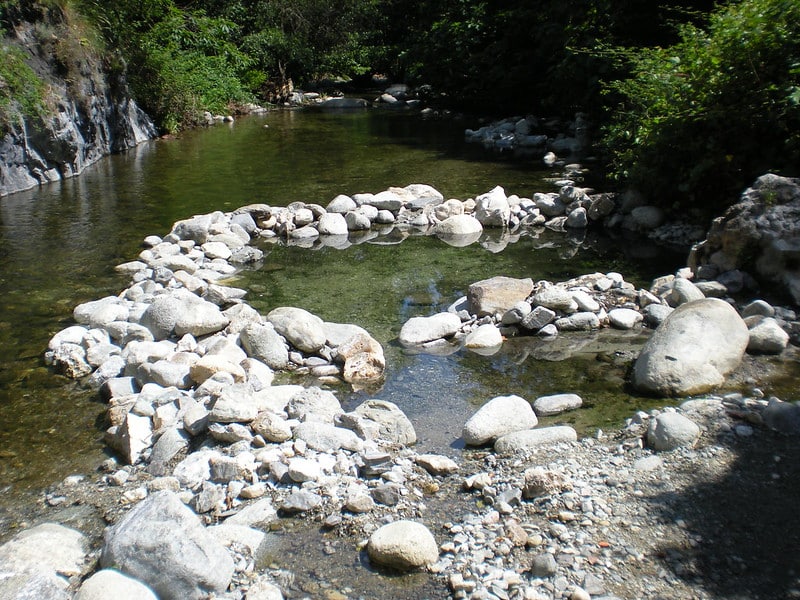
[367,521,438,571]
[399,312,462,345]
[267,307,327,353]
[746,316,789,354]
[240,322,289,370]
[467,276,534,317]
[474,186,511,227]
[100,491,234,600]
[646,412,701,451]
[353,399,417,445]
[688,174,800,303]
[317,212,349,236]
[462,395,538,445]
[632,298,749,396]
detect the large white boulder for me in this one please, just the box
[632,298,749,396]
[100,491,234,600]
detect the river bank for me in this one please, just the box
[3,177,798,599]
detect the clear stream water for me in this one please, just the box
[0,109,689,550]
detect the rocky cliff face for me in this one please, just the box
[0,13,156,197]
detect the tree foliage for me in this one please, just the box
[602,0,800,214]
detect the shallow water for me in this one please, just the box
[0,109,686,523]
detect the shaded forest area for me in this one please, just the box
[1,0,798,214]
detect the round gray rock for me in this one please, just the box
[462,394,538,445]
[632,298,749,396]
[646,412,701,451]
[367,520,438,571]
[267,306,327,353]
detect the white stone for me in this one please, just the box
[463,395,538,445]
[75,569,157,600]
[633,298,749,396]
[367,521,439,570]
[647,412,701,451]
[533,393,582,416]
[494,426,578,454]
[399,312,462,345]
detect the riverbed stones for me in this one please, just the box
[531,286,578,313]
[367,520,438,570]
[434,214,483,237]
[646,412,701,451]
[632,298,749,396]
[666,278,705,307]
[467,276,534,317]
[463,394,538,445]
[398,312,462,345]
[464,323,503,349]
[100,491,234,600]
[608,307,643,329]
[415,453,459,475]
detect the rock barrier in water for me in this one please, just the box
[36,181,799,598]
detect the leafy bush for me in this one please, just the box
[0,43,47,131]
[603,0,800,216]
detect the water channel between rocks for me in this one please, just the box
[0,109,696,564]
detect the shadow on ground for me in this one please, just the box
[648,429,800,599]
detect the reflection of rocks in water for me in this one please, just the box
[501,329,650,363]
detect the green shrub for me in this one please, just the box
[0,43,48,132]
[603,0,800,216]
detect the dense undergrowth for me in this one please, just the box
[0,0,797,215]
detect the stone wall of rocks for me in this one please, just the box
[22,180,800,599]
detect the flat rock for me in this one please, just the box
[608,308,643,329]
[467,276,534,317]
[494,426,578,454]
[292,421,362,452]
[399,312,462,345]
[533,393,583,416]
[415,453,459,475]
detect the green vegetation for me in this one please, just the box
[1,0,797,214]
[602,0,800,215]
[0,44,47,131]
